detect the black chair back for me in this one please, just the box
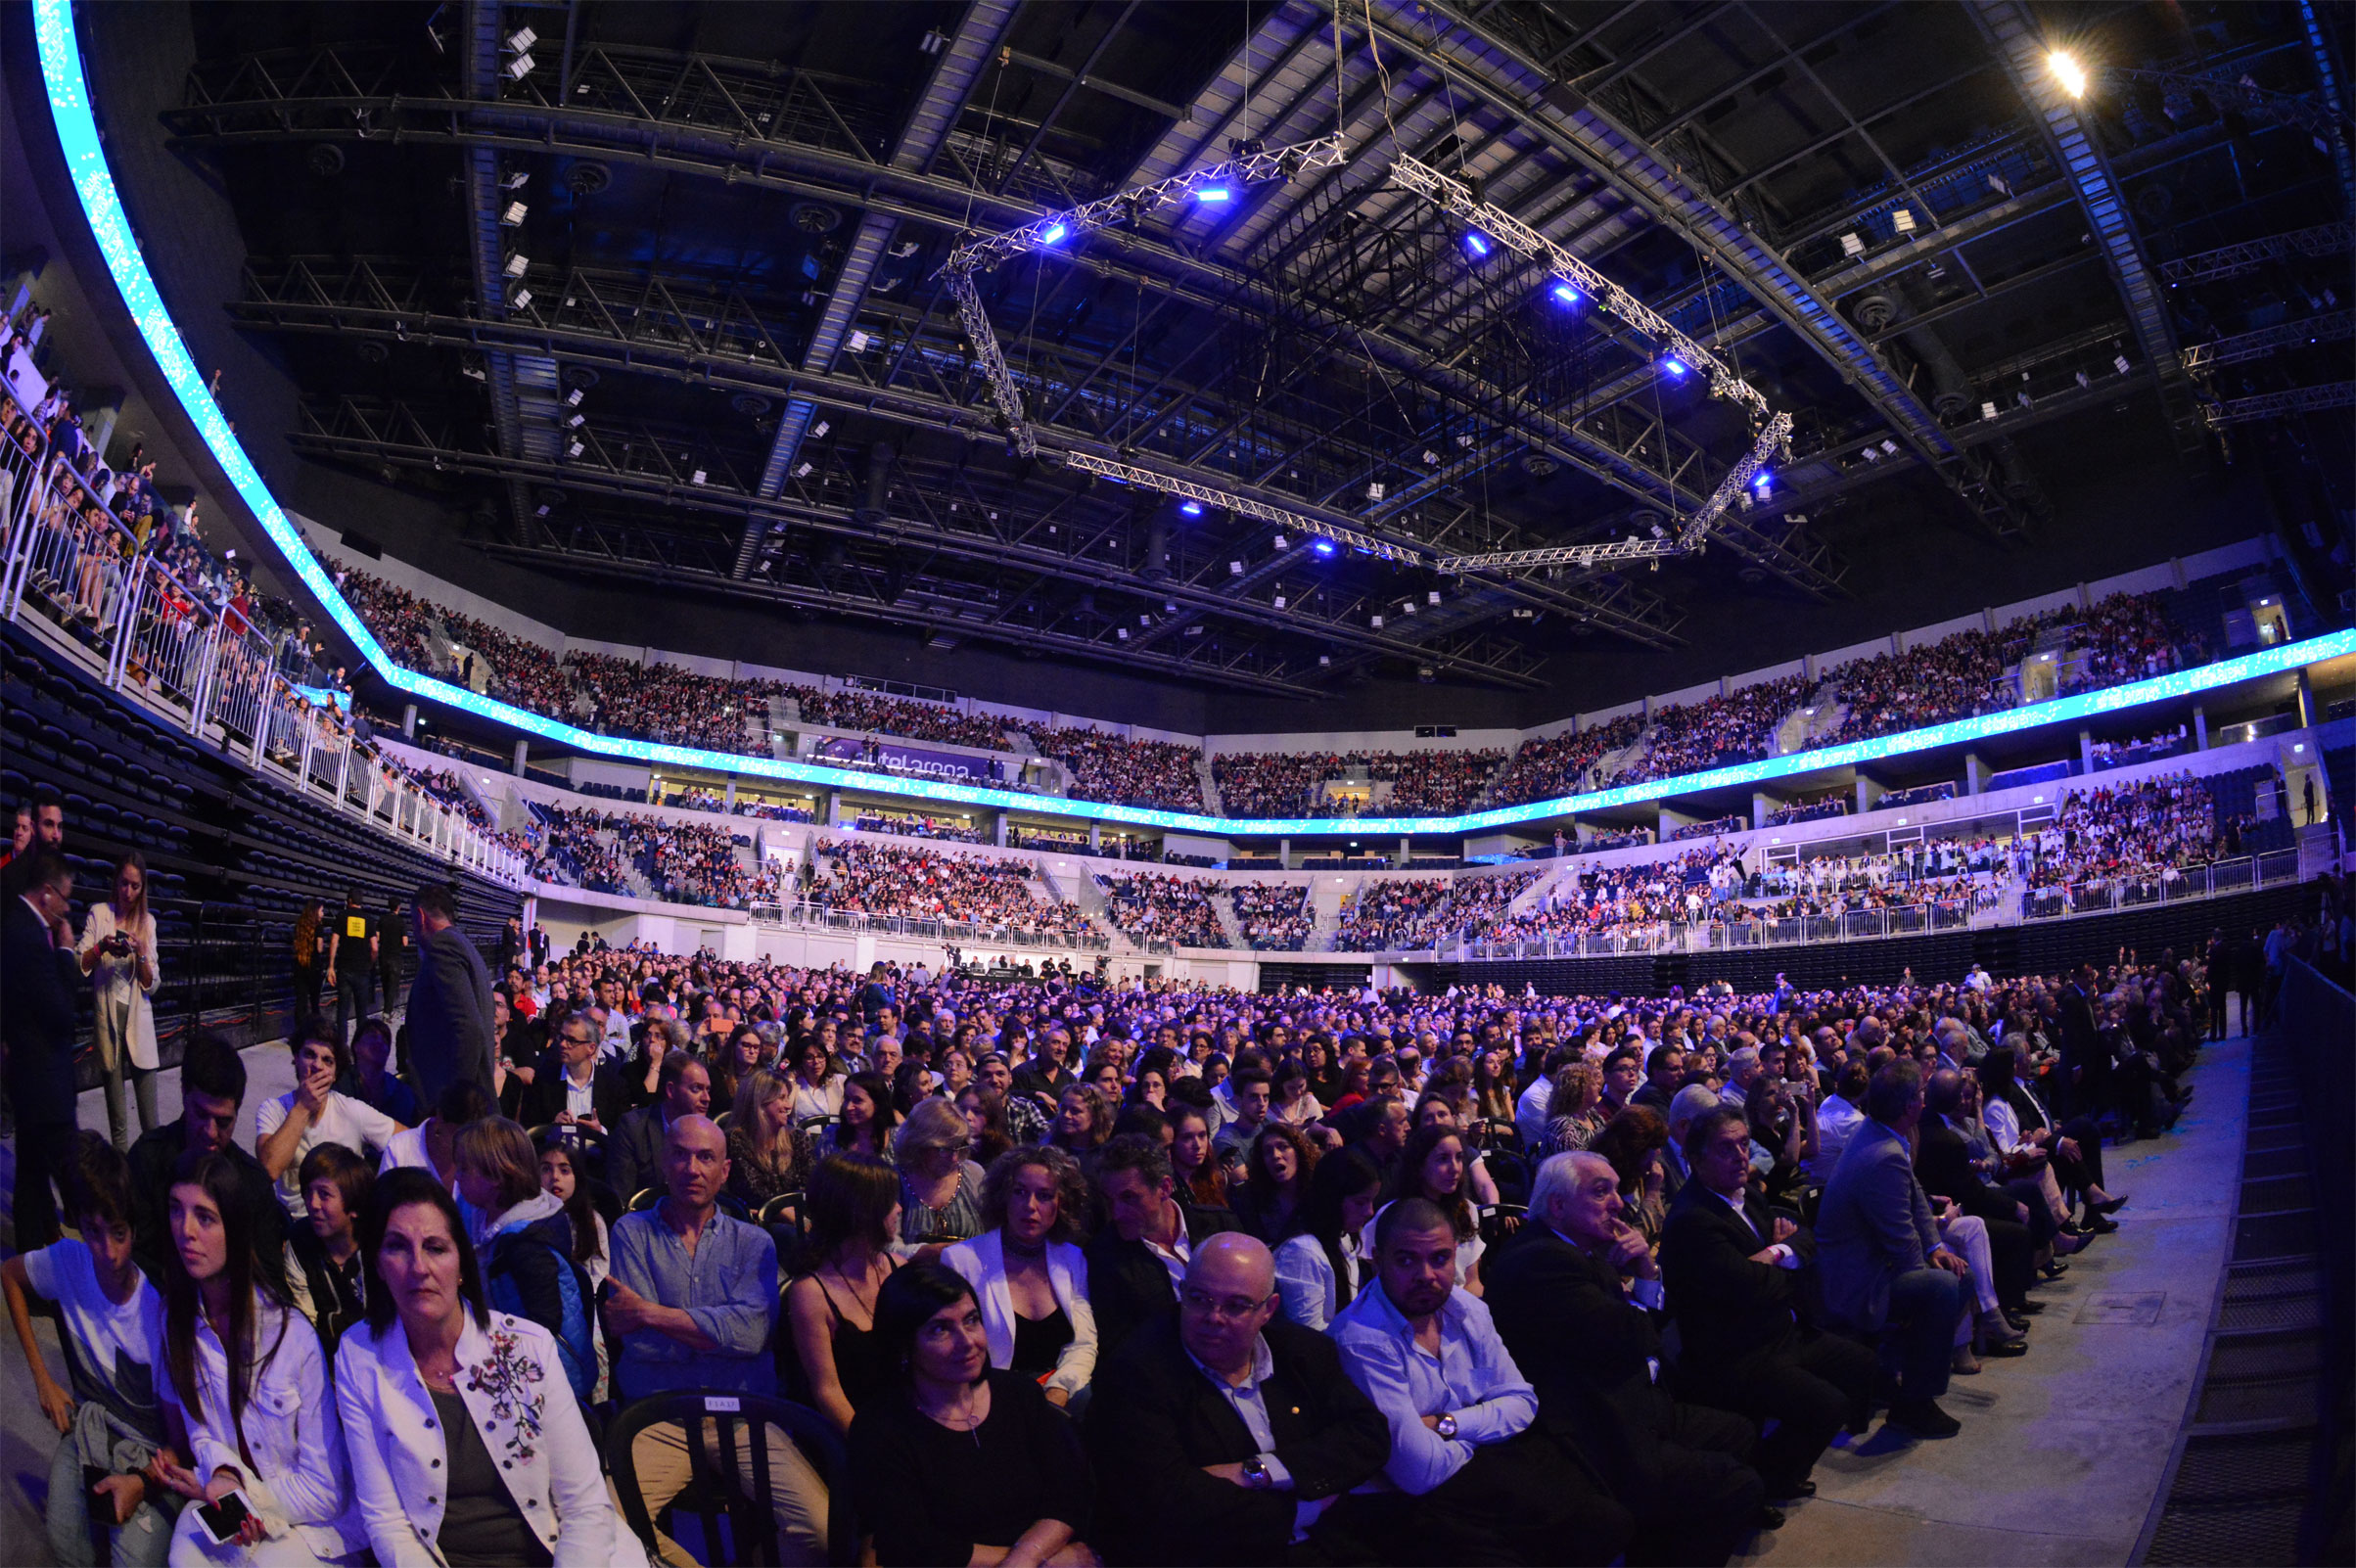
[605,1390,857,1566]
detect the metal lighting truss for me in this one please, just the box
[1058,451,1425,564]
[941,134,1350,274]
[2201,382,2356,427]
[2181,308,2355,372]
[2160,221,2356,284]
[945,267,1039,457]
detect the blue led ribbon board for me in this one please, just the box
[35,0,2356,841]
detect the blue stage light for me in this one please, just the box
[1040,221,1069,245]
[1464,232,1491,257]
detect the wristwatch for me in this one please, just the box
[1435,1413,1458,1441]
[1241,1457,1272,1490]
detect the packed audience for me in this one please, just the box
[1096,871,1230,948]
[13,896,2257,1568]
[1607,673,1815,786]
[1332,868,1543,950]
[1031,724,1205,812]
[1229,882,1315,949]
[569,651,778,752]
[814,841,1094,941]
[1485,714,1647,807]
[790,684,1017,751]
[2020,771,2229,898]
[1213,748,1506,817]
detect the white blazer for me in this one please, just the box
[333,1310,646,1568]
[941,1227,1097,1399]
[76,901,159,1070]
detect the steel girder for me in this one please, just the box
[1352,0,2042,544]
[2181,309,2355,373]
[284,394,1556,690]
[740,0,1022,577]
[460,3,538,543]
[2201,382,2356,427]
[2160,221,2356,284]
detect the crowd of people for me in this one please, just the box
[1768,792,1852,826]
[790,685,1018,752]
[1605,674,1816,787]
[814,842,1095,942]
[1332,869,1545,951]
[13,870,2293,1568]
[2019,771,2230,899]
[568,651,776,753]
[529,802,635,895]
[1485,715,1648,808]
[1213,749,1506,817]
[1095,872,1230,948]
[1031,726,1205,812]
[1230,883,1315,950]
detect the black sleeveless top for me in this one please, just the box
[817,1262,901,1412]
[1009,1307,1074,1378]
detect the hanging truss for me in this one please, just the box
[941,133,1349,274]
[945,267,1038,456]
[2201,382,2356,426]
[2182,308,2355,372]
[2160,221,2356,284]
[1058,452,1425,564]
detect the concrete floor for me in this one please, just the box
[0,1038,2247,1566]
[1738,1037,2250,1567]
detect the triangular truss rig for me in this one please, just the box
[938,137,1794,576]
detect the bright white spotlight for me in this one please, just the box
[1551,282,1581,305]
[2049,50,2088,99]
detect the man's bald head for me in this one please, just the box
[660,1113,730,1211]
[1179,1232,1279,1376]
[1187,1231,1276,1298]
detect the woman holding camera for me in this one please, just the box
[78,852,161,1149]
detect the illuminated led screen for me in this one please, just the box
[34,0,2355,843]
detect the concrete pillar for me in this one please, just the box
[1658,805,1695,841]
[993,810,1009,848]
[2296,670,2316,728]
[512,738,528,776]
[2194,707,2208,751]
[1802,652,1818,682]
[824,789,841,827]
[401,703,417,738]
[1857,774,1886,815]
[1087,821,1101,852]
[1963,754,1989,796]
[1752,791,1775,829]
[1398,836,1411,865]
[80,390,123,466]
[1278,837,1291,869]
[2078,728,2095,774]
[724,778,737,809]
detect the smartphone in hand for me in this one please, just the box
[195,1490,256,1545]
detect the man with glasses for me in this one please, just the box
[1088,1233,1391,1565]
[521,1008,628,1133]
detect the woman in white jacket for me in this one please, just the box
[333,1169,644,1568]
[940,1145,1096,1407]
[77,851,161,1149]
[147,1154,366,1566]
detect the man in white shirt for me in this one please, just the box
[254,1028,402,1216]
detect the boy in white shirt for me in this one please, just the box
[254,1025,403,1217]
[2,1131,179,1565]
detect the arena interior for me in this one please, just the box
[1,0,2352,1563]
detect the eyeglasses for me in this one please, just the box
[1180,1287,1272,1321]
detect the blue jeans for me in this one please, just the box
[46,1436,177,1567]
[1885,1267,1964,1403]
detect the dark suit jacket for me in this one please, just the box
[1086,1314,1390,1566]
[406,923,495,1106]
[1658,1183,1809,1378]
[1484,1225,1676,1506]
[1915,1116,2012,1224]
[516,1048,630,1133]
[2,896,83,1124]
[609,1104,671,1201]
[1814,1120,1940,1331]
[127,1121,288,1292]
[1084,1202,1242,1359]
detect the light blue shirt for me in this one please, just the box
[610,1205,778,1400]
[1327,1279,1537,1496]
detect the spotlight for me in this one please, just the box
[1195,187,1232,203]
[510,287,532,310]
[1314,540,1336,557]
[1551,282,1582,305]
[1179,500,1203,517]
[503,253,529,278]
[501,201,528,226]
[504,53,535,80]
[1891,208,1917,234]
[1752,471,1772,491]
[2048,50,2088,99]
[2113,354,2132,374]
[1040,222,1069,245]
[505,25,537,52]
[1662,356,1687,378]
[1463,232,1491,257]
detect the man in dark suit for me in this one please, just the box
[1086,1234,1391,1565]
[1488,1150,1768,1566]
[1086,1133,1242,1359]
[2056,965,2108,1122]
[608,1052,712,1200]
[1660,1106,1876,1500]
[1916,1070,2046,1339]
[5,853,84,1246]
[1815,1062,1969,1437]
[403,882,494,1105]
[517,1008,630,1133]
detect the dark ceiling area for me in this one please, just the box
[131,0,2354,721]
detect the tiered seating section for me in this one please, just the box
[1212,748,1504,816]
[1095,871,1229,948]
[811,840,1093,942]
[1331,868,1542,950]
[1229,883,1313,949]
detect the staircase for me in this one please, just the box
[1304,881,1348,952]
[1198,754,1224,815]
[1593,732,1652,789]
[1479,743,1522,805]
[1211,891,1247,948]
[1777,694,1850,756]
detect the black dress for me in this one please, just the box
[849,1369,1093,1568]
[816,1265,900,1413]
[1009,1309,1074,1380]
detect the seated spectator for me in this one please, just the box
[517,1009,627,1133]
[1660,1107,1876,1501]
[1384,1123,1488,1294]
[943,1146,1097,1406]
[333,1169,642,1568]
[378,1080,497,1190]
[896,1098,987,1245]
[606,1114,825,1561]
[850,1263,1098,1568]
[1170,1103,1230,1209]
[1488,1153,1768,1564]
[784,1153,906,1434]
[2,1132,183,1567]
[453,1118,599,1404]
[336,1017,420,1130]
[126,1034,286,1294]
[284,1143,374,1360]
[1815,1063,1971,1437]
[1212,1069,1273,1163]
[1273,1145,1383,1333]
[536,1137,612,1293]
[1086,1135,1243,1359]
[1086,1233,1392,1565]
[608,1052,712,1201]
[1231,1122,1316,1244]
[255,1023,404,1217]
[824,1071,900,1161]
[1330,1196,1632,1565]
[725,1068,809,1214]
[786,1035,847,1126]
[148,1153,365,1565]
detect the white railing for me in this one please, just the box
[1,445,528,887]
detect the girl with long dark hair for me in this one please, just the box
[1273,1145,1382,1332]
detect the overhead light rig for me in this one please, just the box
[1059,451,1423,564]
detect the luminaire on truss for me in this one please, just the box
[1059,452,1426,565]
